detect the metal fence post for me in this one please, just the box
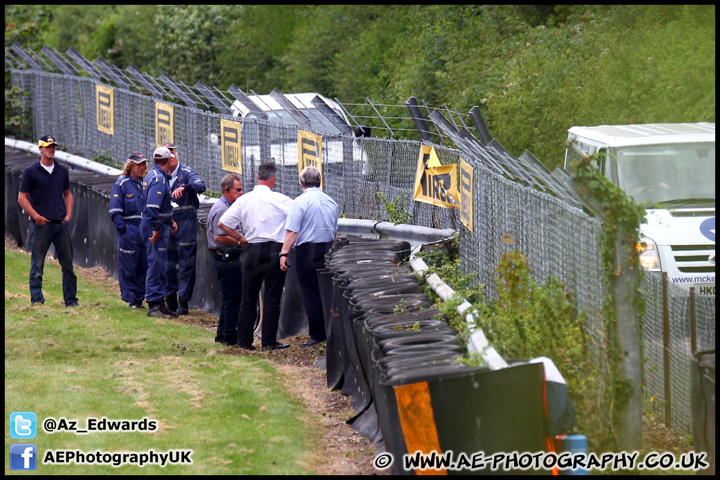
[662,272,671,427]
[690,286,697,354]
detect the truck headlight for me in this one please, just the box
[636,236,661,271]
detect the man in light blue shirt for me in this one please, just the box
[280,166,339,347]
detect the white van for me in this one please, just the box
[565,123,715,295]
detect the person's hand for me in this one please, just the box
[33,214,49,226]
[170,220,178,234]
[238,235,248,247]
[149,230,160,244]
[280,256,289,272]
[171,185,185,200]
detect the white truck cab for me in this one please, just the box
[565,123,715,295]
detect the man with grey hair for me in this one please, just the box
[206,173,246,345]
[280,165,338,347]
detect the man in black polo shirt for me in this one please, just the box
[17,135,78,307]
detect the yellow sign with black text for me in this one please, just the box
[96,85,114,135]
[155,102,174,147]
[221,119,242,174]
[459,158,474,231]
[413,145,460,209]
[298,130,324,189]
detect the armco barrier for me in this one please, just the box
[322,238,553,475]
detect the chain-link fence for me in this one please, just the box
[640,272,716,433]
[7,48,714,435]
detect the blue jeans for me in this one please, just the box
[29,221,78,306]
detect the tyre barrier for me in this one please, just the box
[321,238,552,475]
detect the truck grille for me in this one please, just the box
[672,244,716,273]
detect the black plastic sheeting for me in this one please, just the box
[319,238,551,474]
[4,147,309,339]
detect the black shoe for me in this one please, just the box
[134,301,146,309]
[66,302,79,308]
[235,344,256,351]
[165,293,178,313]
[262,342,290,351]
[158,303,179,318]
[147,306,171,319]
[177,299,189,315]
[300,338,324,348]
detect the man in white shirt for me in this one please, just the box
[218,162,292,351]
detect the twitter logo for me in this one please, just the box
[10,412,37,439]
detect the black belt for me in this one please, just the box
[210,248,242,261]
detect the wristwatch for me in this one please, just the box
[279,252,288,257]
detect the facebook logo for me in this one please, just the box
[10,412,36,439]
[10,444,37,470]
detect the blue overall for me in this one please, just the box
[140,165,174,304]
[109,175,147,305]
[166,164,206,303]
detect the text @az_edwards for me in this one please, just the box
[43,416,157,434]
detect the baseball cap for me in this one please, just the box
[162,142,176,150]
[38,135,59,147]
[153,147,173,160]
[127,153,148,163]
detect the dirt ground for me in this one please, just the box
[6,237,382,475]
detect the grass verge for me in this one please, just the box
[4,247,319,475]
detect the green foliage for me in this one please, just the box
[4,86,32,139]
[6,5,714,167]
[417,234,614,451]
[92,151,122,169]
[376,191,413,224]
[570,155,648,450]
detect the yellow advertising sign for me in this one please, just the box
[413,145,460,209]
[155,102,174,147]
[221,119,242,174]
[96,85,114,135]
[459,157,474,231]
[297,130,324,189]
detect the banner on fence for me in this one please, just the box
[96,85,114,135]
[298,130,324,189]
[221,119,242,174]
[459,157,474,231]
[155,102,174,147]
[413,145,460,209]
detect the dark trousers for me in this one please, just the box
[236,242,287,348]
[117,223,147,305]
[166,216,197,302]
[29,221,77,306]
[295,242,333,341]
[211,250,243,344]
